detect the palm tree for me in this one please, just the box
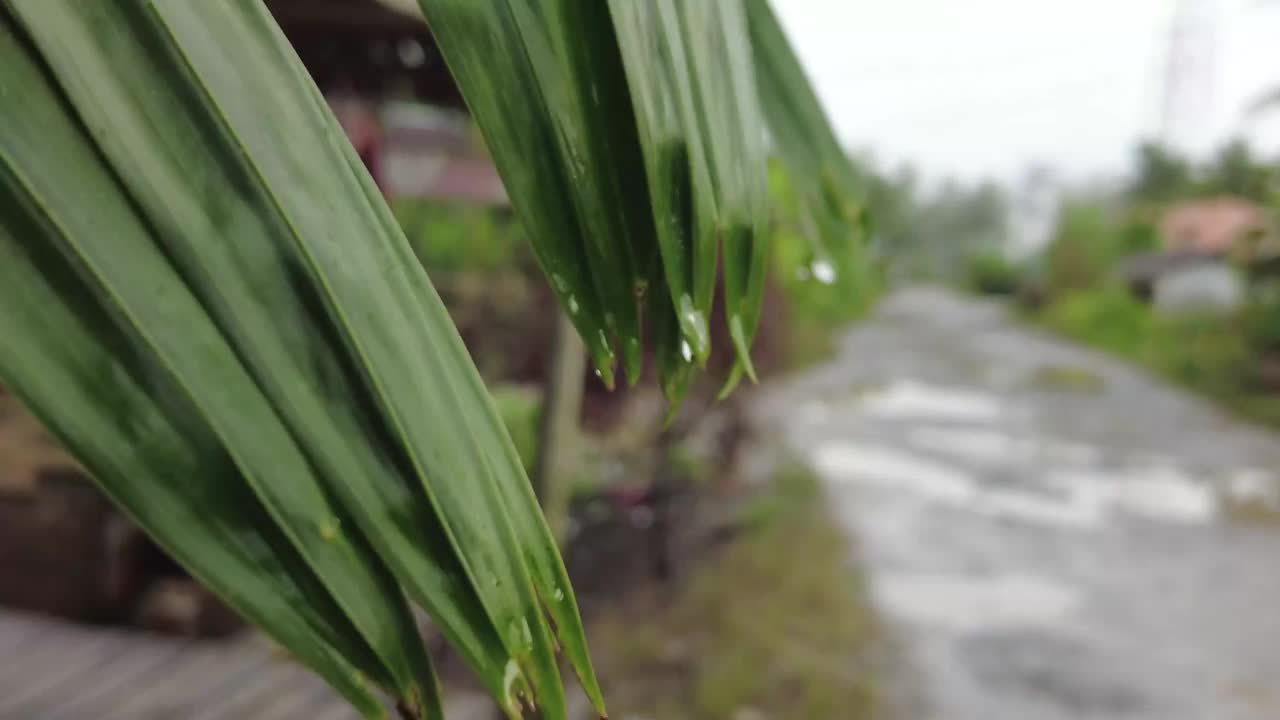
[0,1,859,718]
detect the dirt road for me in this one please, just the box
[757,287,1280,720]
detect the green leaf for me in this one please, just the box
[0,2,605,718]
[415,0,620,390]
[746,0,868,292]
[607,0,708,379]
[674,0,771,385]
[506,0,657,387]
[608,0,772,398]
[0,16,399,719]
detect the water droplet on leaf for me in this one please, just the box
[810,259,837,285]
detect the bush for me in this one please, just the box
[392,200,524,273]
[965,250,1021,296]
[1040,286,1152,357]
[1038,287,1275,425]
[1241,283,1280,353]
[1044,203,1119,297]
[1145,313,1251,394]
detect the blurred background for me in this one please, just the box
[2,1,1280,719]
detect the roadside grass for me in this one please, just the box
[588,465,886,720]
[1032,287,1280,430]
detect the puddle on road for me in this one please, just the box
[814,441,978,504]
[875,572,1081,633]
[811,439,1278,529]
[858,380,1003,422]
[1026,364,1106,394]
[908,426,1103,467]
[813,440,1100,528]
[1047,466,1218,525]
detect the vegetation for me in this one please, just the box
[394,201,525,273]
[965,250,1021,296]
[769,167,883,369]
[590,465,885,720]
[1038,287,1280,427]
[1128,139,1278,207]
[0,1,866,718]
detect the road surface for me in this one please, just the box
[757,287,1280,720]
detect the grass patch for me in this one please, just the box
[1034,287,1280,429]
[1027,365,1106,394]
[588,465,886,720]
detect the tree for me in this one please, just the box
[1202,139,1276,204]
[1128,141,1194,205]
[0,1,859,718]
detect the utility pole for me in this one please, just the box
[1159,0,1221,154]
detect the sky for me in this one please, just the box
[773,0,1280,184]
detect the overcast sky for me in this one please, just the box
[774,0,1280,184]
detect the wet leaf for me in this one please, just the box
[745,0,868,286]
[0,12,410,717]
[0,2,605,718]
[416,0,621,389]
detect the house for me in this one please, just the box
[1160,196,1275,259]
[269,0,507,205]
[1122,196,1278,312]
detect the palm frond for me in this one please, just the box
[0,1,599,717]
[0,1,866,718]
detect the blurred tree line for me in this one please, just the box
[1129,139,1277,207]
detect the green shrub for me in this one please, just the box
[1041,286,1152,356]
[1241,284,1280,353]
[966,250,1021,296]
[1044,203,1119,297]
[392,200,523,272]
[1145,314,1251,393]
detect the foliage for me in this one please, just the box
[1240,282,1280,353]
[422,0,782,400]
[393,201,525,273]
[1128,141,1195,205]
[1040,287,1155,357]
[1037,288,1280,428]
[966,250,1022,296]
[588,464,884,720]
[1043,202,1123,297]
[769,166,882,369]
[746,0,867,288]
[1201,140,1277,204]
[1128,138,1278,207]
[0,3,598,718]
[1,2,865,718]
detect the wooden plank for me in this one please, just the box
[37,637,189,720]
[249,674,338,720]
[92,641,266,720]
[0,631,119,715]
[0,611,57,654]
[185,658,319,720]
[143,644,275,719]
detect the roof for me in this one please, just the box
[266,0,463,107]
[1160,196,1275,257]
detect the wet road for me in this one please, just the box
[757,287,1280,720]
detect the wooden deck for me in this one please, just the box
[0,610,496,720]
[0,610,352,720]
